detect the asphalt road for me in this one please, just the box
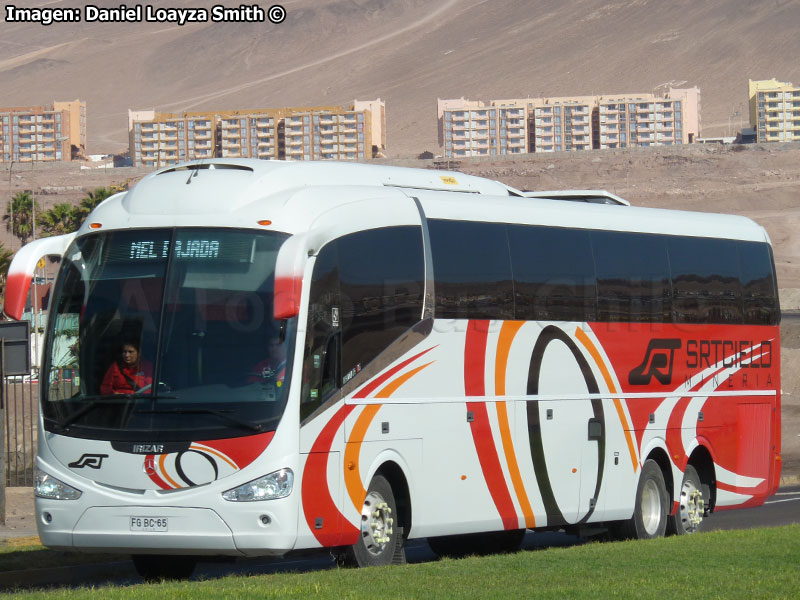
[3,487,799,590]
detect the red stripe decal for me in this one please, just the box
[144,454,172,490]
[464,320,519,530]
[464,320,489,396]
[353,346,437,399]
[302,405,360,546]
[199,431,275,469]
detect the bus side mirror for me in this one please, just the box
[274,234,307,320]
[3,233,76,321]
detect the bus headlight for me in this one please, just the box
[34,468,82,500]
[222,468,293,502]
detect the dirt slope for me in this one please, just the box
[2,1,800,155]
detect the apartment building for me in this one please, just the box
[597,88,700,149]
[748,78,800,143]
[129,100,384,168]
[283,106,371,161]
[218,110,283,160]
[0,99,86,163]
[439,88,700,157]
[529,96,595,153]
[129,110,216,168]
[437,98,527,158]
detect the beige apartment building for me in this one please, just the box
[283,106,372,161]
[0,99,86,163]
[529,96,595,152]
[437,98,527,157]
[129,110,216,168]
[597,88,700,149]
[439,88,700,157]
[129,100,384,168]
[218,110,283,160]
[748,78,800,143]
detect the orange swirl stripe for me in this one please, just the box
[344,361,434,512]
[158,453,181,489]
[575,327,639,472]
[495,321,536,528]
[191,444,238,470]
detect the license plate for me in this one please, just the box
[130,516,168,532]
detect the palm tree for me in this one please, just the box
[75,187,115,226]
[3,191,40,246]
[38,203,80,236]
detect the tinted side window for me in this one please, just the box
[338,226,424,381]
[302,242,340,421]
[508,225,596,322]
[669,237,742,324]
[593,231,671,322]
[738,241,779,325]
[429,220,514,320]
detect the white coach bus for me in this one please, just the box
[4,160,781,579]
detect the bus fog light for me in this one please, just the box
[34,468,82,500]
[222,469,293,502]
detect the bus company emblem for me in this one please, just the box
[68,453,109,469]
[628,338,682,385]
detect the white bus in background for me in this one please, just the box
[4,160,781,579]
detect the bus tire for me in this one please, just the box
[615,459,668,540]
[132,554,197,581]
[667,465,706,535]
[428,529,525,558]
[344,474,405,567]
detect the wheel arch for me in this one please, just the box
[644,446,674,507]
[373,460,412,540]
[687,444,717,512]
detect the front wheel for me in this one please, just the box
[613,459,669,540]
[668,465,706,535]
[343,474,405,567]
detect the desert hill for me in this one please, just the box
[2,0,800,156]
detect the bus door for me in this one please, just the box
[527,325,604,526]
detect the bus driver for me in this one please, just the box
[100,340,153,395]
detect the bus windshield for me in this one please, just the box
[41,228,294,442]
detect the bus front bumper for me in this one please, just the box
[36,501,296,557]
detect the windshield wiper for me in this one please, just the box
[51,394,177,431]
[134,408,263,432]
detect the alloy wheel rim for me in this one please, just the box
[641,479,662,535]
[360,490,394,556]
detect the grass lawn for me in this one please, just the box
[2,525,798,599]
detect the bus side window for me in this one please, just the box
[738,241,779,325]
[429,220,514,320]
[669,237,742,324]
[301,241,341,422]
[508,224,596,322]
[593,231,671,323]
[338,226,424,381]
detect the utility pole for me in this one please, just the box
[7,160,14,249]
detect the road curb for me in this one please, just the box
[780,475,800,486]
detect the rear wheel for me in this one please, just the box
[428,529,525,558]
[343,474,405,567]
[614,459,668,540]
[668,465,706,535]
[132,555,197,581]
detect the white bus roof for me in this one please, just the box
[82,159,770,245]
